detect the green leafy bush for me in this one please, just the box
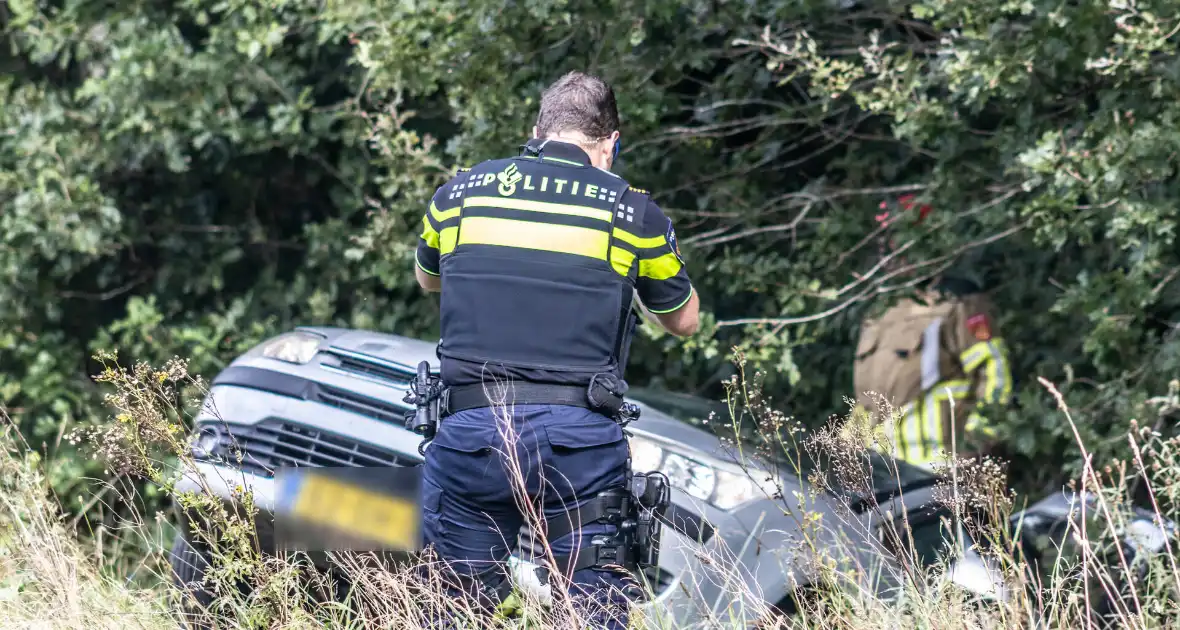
[2,0,1178,513]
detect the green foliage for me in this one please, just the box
[1,0,1178,511]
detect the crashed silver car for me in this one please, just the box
[169,327,1175,628]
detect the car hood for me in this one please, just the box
[298,326,439,372]
[297,327,737,458]
[628,402,746,466]
[285,327,768,488]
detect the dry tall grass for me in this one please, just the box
[0,354,1177,629]
[0,420,175,630]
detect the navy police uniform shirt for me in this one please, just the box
[416,138,694,386]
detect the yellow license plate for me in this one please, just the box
[288,472,420,551]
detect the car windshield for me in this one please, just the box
[626,387,937,506]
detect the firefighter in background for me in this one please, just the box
[851,195,1014,469]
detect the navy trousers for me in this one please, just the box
[420,404,635,629]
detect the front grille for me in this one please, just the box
[328,353,415,388]
[199,419,407,477]
[315,384,407,425]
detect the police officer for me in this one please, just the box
[851,195,1014,469]
[413,71,700,628]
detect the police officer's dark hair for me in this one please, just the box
[535,71,620,141]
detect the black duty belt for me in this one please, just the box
[442,382,591,416]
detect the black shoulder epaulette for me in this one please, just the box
[628,186,649,195]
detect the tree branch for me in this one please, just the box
[716,219,1029,329]
[1153,266,1180,298]
[58,272,153,301]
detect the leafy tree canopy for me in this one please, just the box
[2,0,1179,510]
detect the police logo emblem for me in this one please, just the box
[667,220,683,263]
[497,163,523,196]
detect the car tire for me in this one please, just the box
[169,534,217,627]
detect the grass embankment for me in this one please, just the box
[1,357,1178,629]
[0,425,173,630]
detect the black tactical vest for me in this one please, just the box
[435,140,645,387]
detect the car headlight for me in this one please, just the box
[1125,518,1172,554]
[191,426,222,460]
[664,452,716,501]
[252,331,324,365]
[714,468,777,510]
[631,438,664,472]
[628,435,778,511]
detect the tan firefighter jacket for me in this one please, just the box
[851,290,1013,468]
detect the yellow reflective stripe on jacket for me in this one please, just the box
[897,404,925,464]
[638,252,682,280]
[610,246,635,277]
[892,379,971,466]
[420,214,440,249]
[984,339,1013,404]
[456,216,608,260]
[439,226,459,255]
[960,338,1007,372]
[445,198,659,275]
[960,344,989,373]
[894,394,936,465]
[430,201,460,224]
[839,403,893,451]
[613,228,665,249]
[959,338,1012,405]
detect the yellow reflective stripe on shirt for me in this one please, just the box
[439,226,458,256]
[610,246,635,276]
[613,228,666,249]
[638,252,682,280]
[463,196,612,222]
[430,201,460,223]
[457,216,608,259]
[420,214,440,250]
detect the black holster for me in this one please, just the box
[632,471,671,572]
[537,471,670,598]
[402,361,444,455]
[587,373,641,427]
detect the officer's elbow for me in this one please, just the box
[668,316,700,337]
[415,267,442,292]
[655,292,700,337]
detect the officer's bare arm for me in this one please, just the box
[638,290,700,337]
[416,267,441,292]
